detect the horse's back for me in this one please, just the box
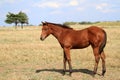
[88,26,104,32]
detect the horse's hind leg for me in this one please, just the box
[93,47,100,75]
[100,51,106,76]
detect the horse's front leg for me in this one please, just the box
[64,48,72,76]
[68,58,72,76]
[63,51,67,75]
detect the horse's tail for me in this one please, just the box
[99,30,107,54]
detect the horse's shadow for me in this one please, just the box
[36,68,94,76]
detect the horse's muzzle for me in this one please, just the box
[40,37,44,41]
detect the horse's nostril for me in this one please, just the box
[40,37,42,40]
[40,37,44,41]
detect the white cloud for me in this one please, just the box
[34,1,60,8]
[69,0,79,6]
[0,0,22,4]
[96,3,115,13]
[0,0,23,9]
[6,0,15,3]
[33,0,86,8]
[96,3,108,10]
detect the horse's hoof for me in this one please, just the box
[92,71,96,77]
[62,73,65,76]
[102,70,106,76]
[69,72,72,76]
[62,70,66,76]
[93,71,96,75]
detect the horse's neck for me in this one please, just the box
[51,26,63,40]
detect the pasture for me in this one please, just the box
[0,24,120,80]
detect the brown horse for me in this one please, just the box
[40,22,107,76]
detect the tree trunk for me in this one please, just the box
[15,22,17,29]
[21,23,23,29]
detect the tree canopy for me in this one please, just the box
[18,11,28,29]
[5,11,28,29]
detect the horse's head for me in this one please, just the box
[40,22,52,41]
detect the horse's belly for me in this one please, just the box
[72,41,90,49]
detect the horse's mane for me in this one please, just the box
[45,22,73,29]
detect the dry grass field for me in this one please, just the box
[0,24,120,80]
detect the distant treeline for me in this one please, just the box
[63,21,120,25]
[63,21,99,25]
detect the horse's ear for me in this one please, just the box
[41,21,45,24]
[41,21,46,25]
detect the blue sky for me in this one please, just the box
[0,0,120,26]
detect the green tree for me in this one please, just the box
[18,11,29,29]
[5,12,19,29]
[5,11,29,29]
